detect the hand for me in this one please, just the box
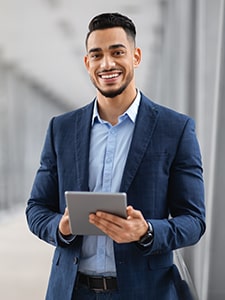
[89,205,148,243]
[58,207,72,236]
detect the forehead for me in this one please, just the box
[86,27,131,51]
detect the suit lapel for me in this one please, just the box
[73,95,159,193]
[120,95,159,192]
[74,102,94,191]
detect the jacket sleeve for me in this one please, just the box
[25,117,67,247]
[149,118,206,254]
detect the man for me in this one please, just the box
[26,12,206,300]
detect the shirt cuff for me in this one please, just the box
[58,230,76,244]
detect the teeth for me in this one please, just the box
[101,73,119,79]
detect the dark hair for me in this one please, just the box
[85,12,136,47]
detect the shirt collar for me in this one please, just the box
[91,89,141,126]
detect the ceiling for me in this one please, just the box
[0,0,164,108]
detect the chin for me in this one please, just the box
[98,86,126,98]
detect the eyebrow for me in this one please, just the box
[88,43,127,54]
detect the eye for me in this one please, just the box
[113,50,125,56]
[91,54,98,59]
[90,53,102,60]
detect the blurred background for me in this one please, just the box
[0,0,225,299]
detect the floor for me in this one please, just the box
[0,207,53,300]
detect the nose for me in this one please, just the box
[100,55,116,69]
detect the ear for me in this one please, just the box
[84,55,90,71]
[133,47,141,68]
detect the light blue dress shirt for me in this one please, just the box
[78,91,141,276]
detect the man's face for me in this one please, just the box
[84,27,141,98]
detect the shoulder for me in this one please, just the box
[50,101,94,129]
[140,93,190,121]
[140,93,194,130]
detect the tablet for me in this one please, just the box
[65,191,127,235]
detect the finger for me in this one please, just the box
[89,214,123,238]
[64,207,69,216]
[126,206,143,219]
[89,213,121,229]
[95,211,125,225]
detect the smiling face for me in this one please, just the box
[84,27,141,99]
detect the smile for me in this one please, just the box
[100,73,120,79]
[98,70,122,80]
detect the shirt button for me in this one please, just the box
[73,257,79,265]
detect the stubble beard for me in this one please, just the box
[96,84,127,98]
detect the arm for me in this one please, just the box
[25,118,73,247]
[150,117,206,253]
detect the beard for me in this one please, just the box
[90,71,133,98]
[96,83,127,98]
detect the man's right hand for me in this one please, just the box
[59,207,72,236]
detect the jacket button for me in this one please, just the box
[73,257,79,265]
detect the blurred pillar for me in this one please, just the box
[146,0,225,299]
[204,1,225,299]
[0,57,68,213]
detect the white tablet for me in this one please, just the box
[65,191,127,235]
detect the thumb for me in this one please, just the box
[126,205,142,219]
[64,207,69,216]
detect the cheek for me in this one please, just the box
[87,63,97,75]
[85,65,94,77]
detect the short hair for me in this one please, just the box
[85,12,136,48]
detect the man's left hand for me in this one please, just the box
[89,205,148,243]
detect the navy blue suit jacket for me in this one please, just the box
[26,93,205,299]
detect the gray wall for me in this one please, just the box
[147,1,225,299]
[0,58,69,212]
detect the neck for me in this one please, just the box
[97,88,137,125]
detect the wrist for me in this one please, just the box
[137,221,154,247]
[58,229,75,244]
